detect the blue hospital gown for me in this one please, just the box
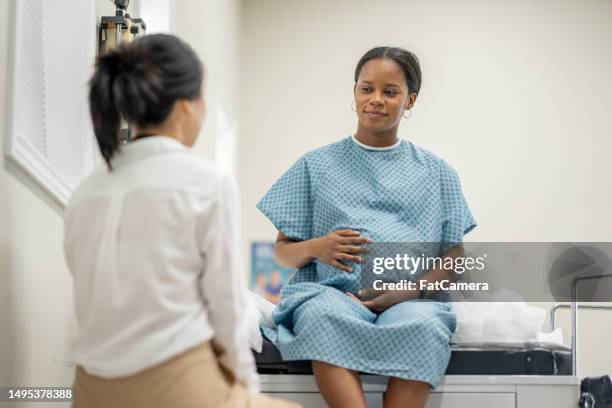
[256,136,476,387]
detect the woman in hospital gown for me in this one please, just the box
[257,47,477,408]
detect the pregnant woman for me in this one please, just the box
[257,47,477,408]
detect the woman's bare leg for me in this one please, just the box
[312,360,367,408]
[384,378,431,408]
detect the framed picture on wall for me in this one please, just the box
[250,242,294,304]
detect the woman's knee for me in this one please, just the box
[295,291,358,324]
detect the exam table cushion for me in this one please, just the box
[254,337,572,375]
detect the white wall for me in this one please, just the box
[175,0,242,176]
[239,0,612,376]
[0,2,76,407]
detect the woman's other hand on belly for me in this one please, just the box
[346,287,419,312]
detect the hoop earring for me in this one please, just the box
[351,101,356,112]
[403,109,412,119]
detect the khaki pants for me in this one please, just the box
[72,342,299,408]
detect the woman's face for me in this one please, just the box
[354,58,415,134]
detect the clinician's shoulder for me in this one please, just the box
[66,152,232,211]
[176,151,222,179]
[174,151,237,198]
[65,165,109,210]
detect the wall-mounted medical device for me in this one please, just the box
[98,0,146,52]
[98,0,147,143]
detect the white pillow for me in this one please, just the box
[249,291,276,329]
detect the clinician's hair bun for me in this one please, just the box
[88,34,204,170]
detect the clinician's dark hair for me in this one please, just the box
[89,34,203,170]
[354,47,422,95]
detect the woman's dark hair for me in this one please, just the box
[354,47,421,95]
[89,33,203,169]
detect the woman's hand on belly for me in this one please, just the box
[346,287,419,312]
[311,229,371,272]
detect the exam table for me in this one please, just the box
[252,301,611,408]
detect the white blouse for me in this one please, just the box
[63,136,258,390]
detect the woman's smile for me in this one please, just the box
[364,110,387,118]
